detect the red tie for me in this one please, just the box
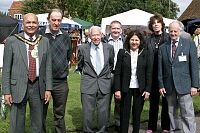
[28,37,36,82]
[172,41,177,61]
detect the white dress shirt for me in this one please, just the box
[129,49,139,88]
[90,42,104,73]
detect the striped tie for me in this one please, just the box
[172,41,177,61]
[28,37,36,82]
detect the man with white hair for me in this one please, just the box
[158,21,198,133]
[78,26,114,133]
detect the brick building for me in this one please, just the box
[8,0,24,20]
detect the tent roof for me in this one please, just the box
[101,9,175,34]
[0,16,19,26]
[35,13,82,28]
[72,18,93,29]
[178,0,200,21]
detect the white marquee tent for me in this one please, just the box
[36,13,82,28]
[18,13,82,31]
[101,9,175,34]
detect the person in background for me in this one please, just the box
[194,28,200,47]
[78,26,114,133]
[39,9,73,133]
[158,20,198,133]
[180,22,191,39]
[114,30,152,133]
[2,13,52,133]
[146,13,170,133]
[101,20,125,132]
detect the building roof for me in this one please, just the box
[178,0,200,21]
[8,1,24,11]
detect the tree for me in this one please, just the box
[21,0,56,14]
[20,0,179,24]
[0,11,7,17]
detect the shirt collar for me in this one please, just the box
[91,42,103,50]
[24,32,36,41]
[45,25,63,35]
[108,34,122,41]
[171,37,180,44]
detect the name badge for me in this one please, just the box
[178,52,186,62]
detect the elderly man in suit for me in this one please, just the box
[2,13,52,133]
[158,20,198,133]
[78,26,114,133]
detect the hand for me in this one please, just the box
[115,91,121,100]
[44,91,51,104]
[191,87,197,96]
[159,88,166,97]
[142,91,150,100]
[4,94,13,106]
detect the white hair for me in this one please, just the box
[89,26,102,34]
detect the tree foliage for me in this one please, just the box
[21,0,56,14]
[0,11,7,17]
[20,0,180,24]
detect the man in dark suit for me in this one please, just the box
[2,13,52,133]
[78,26,114,133]
[158,21,198,133]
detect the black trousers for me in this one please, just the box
[120,88,144,133]
[148,85,170,131]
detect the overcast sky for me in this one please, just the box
[0,0,193,18]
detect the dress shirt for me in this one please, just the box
[24,32,39,77]
[45,25,63,39]
[129,49,139,88]
[90,42,104,73]
[108,35,123,69]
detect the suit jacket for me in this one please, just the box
[158,37,199,95]
[2,32,53,103]
[78,42,114,94]
[114,48,152,93]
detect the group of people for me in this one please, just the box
[1,8,199,133]
[77,13,198,133]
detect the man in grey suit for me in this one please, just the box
[78,26,114,133]
[2,13,52,133]
[158,21,198,133]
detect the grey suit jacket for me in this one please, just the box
[158,37,199,95]
[78,42,114,94]
[2,32,53,103]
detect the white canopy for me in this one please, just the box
[101,9,175,34]
[36,13,82,28]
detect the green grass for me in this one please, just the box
[0,66,200,132]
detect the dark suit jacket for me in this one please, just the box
[2,32,53,103]
[78,42,114,94]
[114,48,152,93]
[158,37,199,94]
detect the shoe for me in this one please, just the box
[115,125,120,132]
[145,130,153,133]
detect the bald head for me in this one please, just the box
[22,13,39,37]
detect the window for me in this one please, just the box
[14,14,22,20]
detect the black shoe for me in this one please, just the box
[115,125,120,133]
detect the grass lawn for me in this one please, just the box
[0,66,200,132]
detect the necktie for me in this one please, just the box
[96,46,102,75]
[28,37,36,82]
[172,41,177,61]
